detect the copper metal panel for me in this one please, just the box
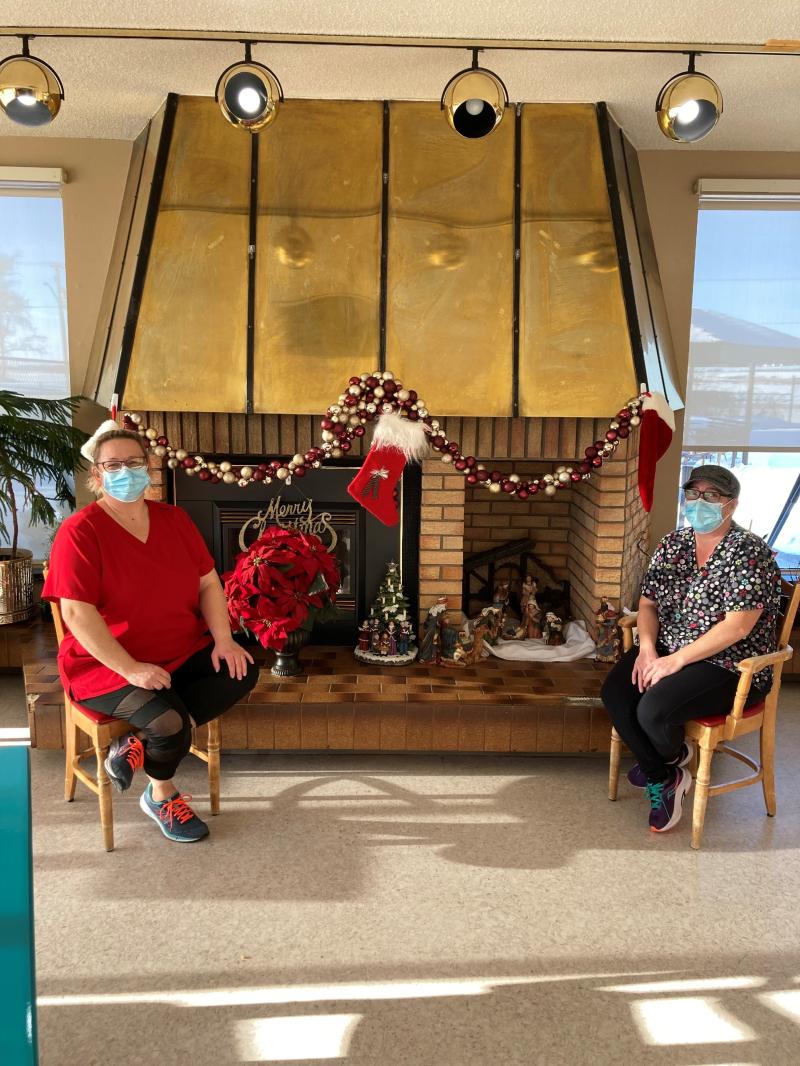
[386,102,514,416]
[519,104,638,417]
[124,97,250,413]
[254,100,383,414]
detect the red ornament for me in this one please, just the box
[349,376,361,385]
[490,471,503,483]
[344,395,358,406]
[353,426,366,438]
[407,410,419,421]
[304,450,317,463]
[465,456,476,467]
[466,473,478,484]
[198,469,211,481]
[578,460,592,474]
[366,376,379,388]
[431,435,446,449]
[618,426,630,439]
[181,457,195,468]
[253,469,265,481]
[383,380,397,394]
[157,435,168,446]
[211,475,221,483]
[591,456,603,468]
[475,469,490,482]
[585,446,597,458]
[340,440,352,452]
[594,440,606,451]
[321,418,334,430]
[293,465,307,477]
[501,480,515,493]
[406,390,418,403]
[455,459,467,470]
[447,441,460,454]
[606,430,618,442]
[570,472,582,482]
[517,488,529,500]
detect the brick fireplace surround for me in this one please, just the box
[141,409,650,630]
[20,410,651,757]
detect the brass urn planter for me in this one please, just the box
[0,548,35,625]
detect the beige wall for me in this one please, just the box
[638,149,800,545]
[0,136,133,503]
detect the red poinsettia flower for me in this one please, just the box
[223,526,340,651]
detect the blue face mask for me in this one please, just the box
[102,466,151,503]
[685,499,726,534]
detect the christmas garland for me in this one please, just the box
[122,370,645,499]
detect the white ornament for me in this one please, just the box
[382,403,393,414]
[629,415,641,426]
[145,428,157,440]
[240,466,254,479]
[194,456,203,465]
[610,421,619,430]
[175,449,187,461]
[348,385,361,396]
[558,471,570,483]
[366,403,377,414]
[556,465,566,474]
[397,389,410,402]
[373,386,385,399]
[545,484,557,496]
[219,461,232,472]
[322,430,335,442]
[277,467,289,480]
[130,413,142,425]
[330,404,342,414]
[223,471,236,484]
[509,474,520,483]
[292,454,304,466]
[154,445,167,457]
[349,416,360,426]
[167,458,179,469]
[543,473,554,483]
[383,371,394,380]
[238,478,249,487]
[489,481,501,493]
[185,466,196,477]
[441,454,453,464]
[331,448,343,458]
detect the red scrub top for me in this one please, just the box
[42,501,215,701]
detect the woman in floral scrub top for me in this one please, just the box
[602,465,781,834]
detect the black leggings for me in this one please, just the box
[601,646,766,781]
[79,644,259,780]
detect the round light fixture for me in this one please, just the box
[656,54,722,143]
[215,43,283,132]
[441,49,508,139]
[0,37,64,127]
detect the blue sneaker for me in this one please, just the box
[139,785,209,842]
[647,766,692,833]
[104,733,145,793]
[627,740,694,789]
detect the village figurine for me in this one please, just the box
[544,612,564,646]
[398,620,412,657]
[358,621,371,653]
[452,615,492,666]
[594,600,621,664]
[369,617,381,653]
[379,629,391,657]
[519,574,536,613]
[512,581,543,640]
[418,597,448,663]
[388,621,398,656]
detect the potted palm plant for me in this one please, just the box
[0,390,88,624]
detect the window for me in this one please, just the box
[0,168,72,559]
[681,182,800,568]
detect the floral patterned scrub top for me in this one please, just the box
[640,523,782,693]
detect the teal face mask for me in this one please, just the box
[685,499,725,534]
[102,466,151,503]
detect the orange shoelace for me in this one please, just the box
[158,794,196,827]
[122,735,145,772]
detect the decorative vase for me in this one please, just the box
[271,628,311,677]
[0,548,35,625]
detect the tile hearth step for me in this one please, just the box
[24,646,612,755]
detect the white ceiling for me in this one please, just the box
[1,1,799,149]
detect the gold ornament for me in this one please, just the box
[277,467,290,479]
[223,472,236,484]
[489,482,502,493]
[240,466,254,479]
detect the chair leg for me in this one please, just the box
[94,743,115,852]
[64,705,78,802]
[760,719,777,817]
[691,742,715,851]
[608,728,622,801]
[207,719,221,816]
[688,743,699,780]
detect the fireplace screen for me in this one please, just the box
[173,461,419,644]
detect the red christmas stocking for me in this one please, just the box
[347,444,406,525]
[638,391,675,512]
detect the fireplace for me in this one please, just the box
[173,458,420,644]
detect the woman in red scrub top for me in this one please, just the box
[43,423,258,843]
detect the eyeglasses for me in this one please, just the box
[684,488,730,504]
[95,458,148,472]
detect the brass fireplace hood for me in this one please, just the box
[85,96,681,418]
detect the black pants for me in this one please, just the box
[80,644,259,780]
[601,646,766,781]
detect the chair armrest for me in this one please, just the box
[735,647,792,674]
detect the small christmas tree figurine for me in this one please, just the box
[354,560,418,665]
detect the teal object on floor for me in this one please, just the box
[0,747,38,1065]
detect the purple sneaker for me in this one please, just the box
[627,740,694,789]
[647,766,692,833]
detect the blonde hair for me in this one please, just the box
[86,429,149,496]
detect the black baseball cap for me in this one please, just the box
[682,464,740,498]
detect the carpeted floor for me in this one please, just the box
[5,677,800,1065]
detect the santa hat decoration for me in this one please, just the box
[80,419,122,463]
[347,411,430,525]
[637,391,675,512]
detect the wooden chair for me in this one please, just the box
[46,580,221,851]
[608,577,800,850]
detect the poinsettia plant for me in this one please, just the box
[222,526,340,650]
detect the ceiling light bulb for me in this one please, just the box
[465,98,485,116]
[441,58,508,139]
[17,92,36,106]
[0,41,64,127]
[237,86,262,115]
[671,99,700,124]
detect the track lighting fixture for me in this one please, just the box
[215,42,283,132]
[0,36,64,127]
[655,53,722,143]
[441,49,508,139]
